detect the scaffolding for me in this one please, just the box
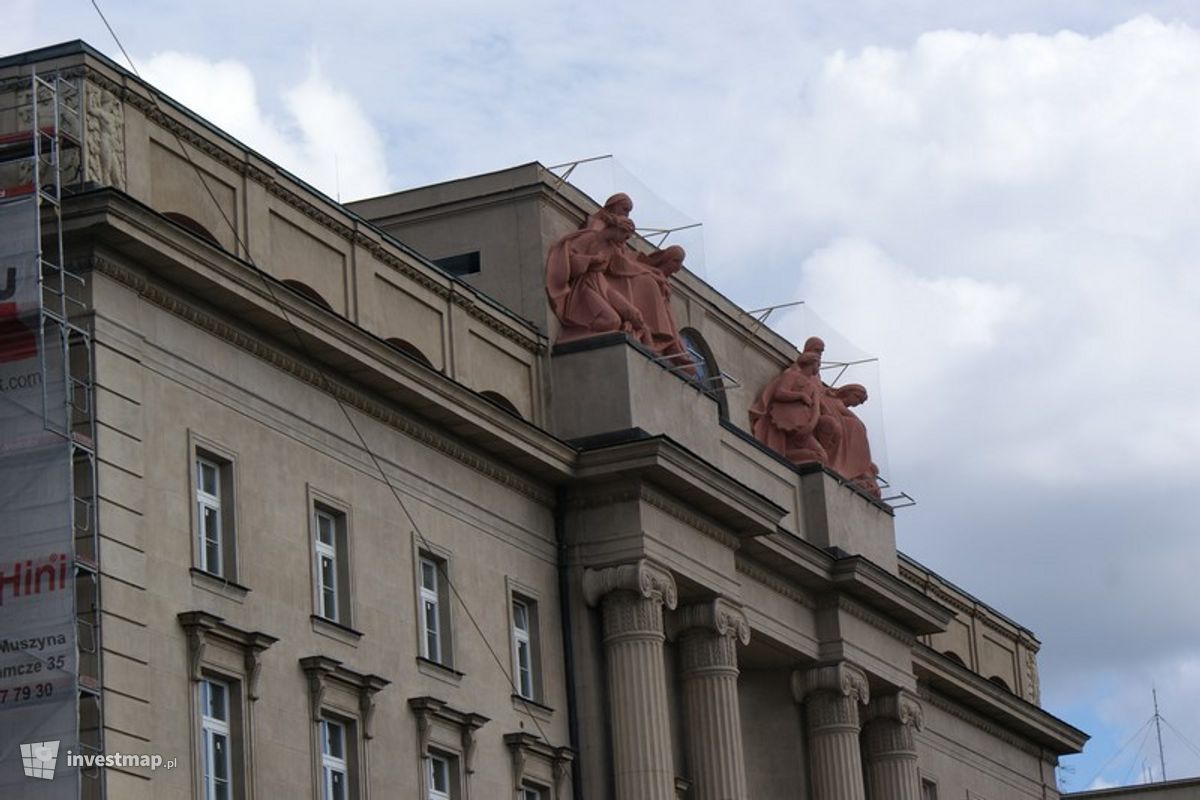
[0,71,102,798]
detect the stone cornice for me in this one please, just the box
[299,655,390,739]
[79,225,564,504]
[822,594,918,647]
[504,732,574,796]
[912,645,1087,755]
[408,696,490,773]
[564,480,740,549]
[574,436,786,539]
[177,610,278,701]
[69,61,545,355]
[734,555,818,609]
[829,556,955,636]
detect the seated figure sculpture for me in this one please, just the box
[545,193,692,372]
[751,336,881,498]
[748,350,828,464]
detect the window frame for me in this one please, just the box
[200,677,232,800]
[511,597,535,701]
[413,536,455,670]
[308,487,354,629]
[506,578,544,705]
[419,555,444,663]
[425,750,456,800]
[189,432,240,583]
[320,717,349,800]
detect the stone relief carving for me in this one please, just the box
[750,336,881,497]
[85,82,125,189]
[545,193,693,371]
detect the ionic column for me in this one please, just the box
[672,598,751,800]
[792,662,871,800]
[862,691,924,800]
[583,560,678,800]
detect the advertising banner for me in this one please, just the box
[0,195,79,796]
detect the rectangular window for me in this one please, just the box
[520,785,544,800]
[200,678,232,800]
[312,504,351,625]
[921,779,938,800]
[426,751,460,800]
[510,593,541,702]
[321,718,348,800]
[512,598,535,700]
[418,553,452,666]
[193,449,236,579]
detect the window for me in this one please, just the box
[200,678,232,800]
[310,499,352,627]
[315,510,339,621]
[321,718,348,800]
[921,778,938,800]
[418,553,452,667]
[520,784,544,800]
[426,752,454,800]
[191,442,237,581]
[511,597,538,701]
[301,657,386,800]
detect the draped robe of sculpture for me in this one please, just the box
[545,193,693,372]
[606,244,691,367]
[751,337,882,498]
[747,352,828,464]
[545,195,645,343]
[817,385,881,498]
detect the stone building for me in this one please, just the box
[0,41,1086,800]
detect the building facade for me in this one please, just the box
[0,41,1086,800]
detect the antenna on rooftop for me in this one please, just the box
[1154,687,1167,782]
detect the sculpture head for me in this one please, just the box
[797,351,821,375]
[836,384,868,407]
[604,193,634,217]
[803,336,825,356]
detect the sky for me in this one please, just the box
[8,1,1200,791]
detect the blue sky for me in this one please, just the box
[8,1,1200,790]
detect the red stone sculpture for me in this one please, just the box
[750,336,881,498]
[545,194,692,371]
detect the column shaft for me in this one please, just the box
[677,603,750,800]
[862,691,924,800]
[806,690,867,800]
[602,591,676,800]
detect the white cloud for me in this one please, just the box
[767,17,1200,488]
[139,52,390,200]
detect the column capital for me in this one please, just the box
[583,559,678,610]
[791,661,870,707]
[669,597,751,645]
[864,689,924,731]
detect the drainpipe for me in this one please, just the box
[555,486,585,800]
